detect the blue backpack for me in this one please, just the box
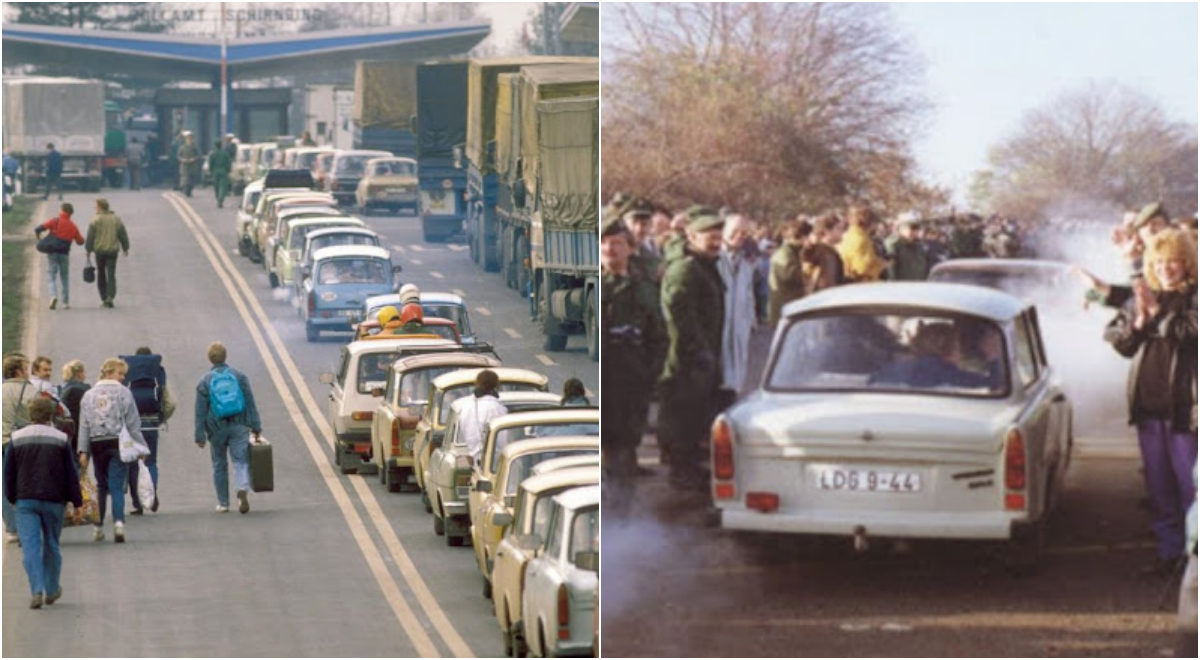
[209,367,245,419]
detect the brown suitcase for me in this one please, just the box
[249,436,274,492]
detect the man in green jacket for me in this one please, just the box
[84,198,130,308]
[658,205,726,492]
[886,214,930,281]
[207,141,233,208]
[768,219,809,326]
[176,133,200,197]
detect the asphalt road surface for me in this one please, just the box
[602,330,1183,658]
[2,188,596,657]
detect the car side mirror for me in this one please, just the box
[318,372,334,385]
[491,511,513,528]
[517,533,542,553]
[574,550,599,572]
[476,479,492,494]
[370,387,384,398]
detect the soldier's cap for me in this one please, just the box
[1133,202,1169,229]
[622,198,654,222]
[894,211,921,227]
[600,217,633,240]
[687,205,724,232]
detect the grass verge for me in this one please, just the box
[3,196,39,353]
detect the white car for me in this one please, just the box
[710,283,1073,571]
[521,485,599,658]
[235,178,265,257]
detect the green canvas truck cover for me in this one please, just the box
[519,63,600,204]
[354,61,417,129]
[494,73,521,184]
[465,56,592,172]
[416,60,469,160]
[535,96,598,231]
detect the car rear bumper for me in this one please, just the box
[714,507,1019,540]
[309,314,357,330]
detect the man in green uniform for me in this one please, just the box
[176,133,200,198]
[601,219,666,512]
[207,141,233,208]
[768,219,809,326]
[623,199,662,284]
[658,205,726,492]
[886,213,930,281]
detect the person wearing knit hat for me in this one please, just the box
[1105,226,1198,576]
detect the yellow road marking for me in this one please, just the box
[167,194,474,658]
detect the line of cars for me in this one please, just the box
[232,142,419,216]
[232,167,600,656]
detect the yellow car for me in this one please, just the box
[355,157,419,215]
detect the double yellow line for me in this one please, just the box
[164,193,474,659]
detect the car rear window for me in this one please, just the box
[357,351,397,394]
[372,160,416,176]
[491,423,599,472]
[289,223,355,250]
[568,506,599,563]
[505,450,596,495]
[311,233,379,254]
[397,366,462,406]
[335,155,376,175]
[440,382,543,425]
[768,311,1009,398]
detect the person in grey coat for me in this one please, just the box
[77,357,145,543]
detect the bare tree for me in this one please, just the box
[603,2,943,220]
[979,81,1198,220]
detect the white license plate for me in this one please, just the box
[338,309,358,317]
[814,466,921,493]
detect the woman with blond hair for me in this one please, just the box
[77,358,145,544]
[1106,229,1198,576]
[57,360,89,456]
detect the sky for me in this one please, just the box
[475,2,537,54]
[602,2,1199,205]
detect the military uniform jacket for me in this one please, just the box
[768,242,805,326]
[602,271,666,391]
[659,249,725,394]
[177,143,201,173]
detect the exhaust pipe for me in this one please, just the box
[852,525,869,554]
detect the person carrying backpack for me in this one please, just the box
[121,347,176,515]
[194,342,261,514]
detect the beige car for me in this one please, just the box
[413,367,550,511]
[269,215,362,289]
[355,157,418,215]
[470,409,600,598]
[251,190,337,263]
[492,465,600,657]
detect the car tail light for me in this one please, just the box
[307,292,316,315]
[1004,429,1026,511]
[391,419,402,452]
[745,491,780,513]
[712,417,735,481]
[557,584,570,640]
[351,411,373,421]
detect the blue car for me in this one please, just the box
[302,245,401,342]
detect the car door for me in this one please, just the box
[1010,309,1060,518]
[328,347,351,436]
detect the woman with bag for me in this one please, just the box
[76,358,147,544]
[33,203,85,311]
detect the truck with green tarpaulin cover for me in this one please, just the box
[415,60,469,241]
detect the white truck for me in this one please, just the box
[304,84,354,151]
[2,77,105,193]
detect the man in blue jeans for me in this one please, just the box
[5,398,83,608]
[194,342,261,514]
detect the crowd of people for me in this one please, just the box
[600,193,1196,582]
[2,342,263,609]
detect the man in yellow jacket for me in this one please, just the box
[838,205,888,283]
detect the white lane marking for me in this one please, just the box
[475,307,491,316]
[409,259,423,266]
[410,244,425,252]
[503,328,521,339]
[430,272,444,279]
[535,354,556,366]
[448,244,467,252]
[391,244,406,253]
[452,289,466,297]
[167,193,474,658]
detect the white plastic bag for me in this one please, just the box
[136,459,156,511]
[118,423,149,463]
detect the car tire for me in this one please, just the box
[268,271,279,288]
[305,322,319,342]
[433,509,445,536]
[378,455,388,485]
[421,490,433,514]
[447,530,463,547]
[386,468,401,493]
[482,575,492,600]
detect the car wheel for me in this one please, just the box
[447,529,463,547]
[585,295,599,362]
[421,490,432,514]
[378,454,387,485]
[386,468,401,493]
[268,271,279,288]
[433,506,445,537]
[334,442,342,466]
[482,575,492,600]
[305,321,319,342]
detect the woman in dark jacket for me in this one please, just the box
[57,360,89,457]
[1105,229,1198,574]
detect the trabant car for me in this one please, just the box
[231,143,256,194]
[493,466,600,658]
[360,292,477,345]
[296,227,382,301]
[245,186,319,261]
[292,146,335,173]
[521,485,599,659]
[414,369,551,510]
[302,245,401,342]
[355,157,419,214]
[368,352,502,491]
[709,282,1073,569]
[312,151,337,190]
[253,192,338,264]
[428,390,564,543]
[270,216,365,289]
[471,409,601,595]
[328,150,392,205]
[235,178,265,256]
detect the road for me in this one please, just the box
[2,188,596,657]
[602,332,1183,658]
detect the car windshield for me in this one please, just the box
[440,382,543,425]
[768,311,1009,397]
[357,351,397,394]
[261,147,276,164]
[311,234,378,254]
[335,155,378,175]
[568,506,599,567]
[317,258,389,285]
[491,423,599,472]
[289,223,352,250]
[372,160,416,177]
[505,450,596,496]
[397,366,462,406]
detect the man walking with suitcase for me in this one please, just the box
[194,342,261,514]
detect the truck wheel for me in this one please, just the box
[501,227,515,289]
[541,277,568,351]
[586,295,599,362]
[516,236,530,299]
